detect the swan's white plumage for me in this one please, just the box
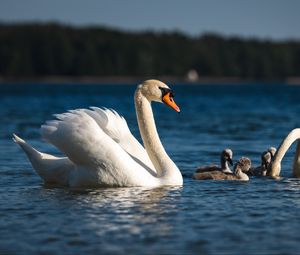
[14,79,183,187]
[13,133,74,185]
[41,110,158,187]
[82,107,156,173]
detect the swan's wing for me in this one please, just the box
[77,107,155,172]
[41,110,156,186]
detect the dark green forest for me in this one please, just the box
[0,23,300,80]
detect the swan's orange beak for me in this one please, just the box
[162,92,180,112]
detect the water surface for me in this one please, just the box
[1,83,300,254]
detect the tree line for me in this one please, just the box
[0,23,299,80]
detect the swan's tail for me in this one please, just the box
[13,133,43,164]
[13,134,73,185]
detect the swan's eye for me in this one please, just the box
[159,87,173,99]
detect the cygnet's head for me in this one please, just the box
[137,79,180,112]
[234,159,250,181]
[221,149,233,166]
[234,157,252,174]
[268,147,277,158]
[261,151,272,169]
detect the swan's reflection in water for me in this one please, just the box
[64,186,183,243]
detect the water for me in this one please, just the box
[1,83,300,254]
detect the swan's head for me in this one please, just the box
[234,157,251,174]
[138,79,180,112]
[221,148,233,166]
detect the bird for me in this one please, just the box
[248,147,276,177]
[193,157,251,181]
[269,128,300,178]
[248,150,272,177]
[13,79,183,188]
[196,149,233,174]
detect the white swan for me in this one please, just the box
[13,79,183,187]
[269,128,300,178]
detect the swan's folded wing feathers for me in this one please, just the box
[83,107,155,171]
[53,112,74,120]
[41,111,156,186]
[42,111,99,167]
[88,107,130,141]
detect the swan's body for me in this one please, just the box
[14,80,183,187]
[193,157,251,181]
[269,128,300,178]
[196,149,233,174]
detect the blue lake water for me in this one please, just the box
[1,83,300,254]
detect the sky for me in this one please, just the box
[0,0,300,40]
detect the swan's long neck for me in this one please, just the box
[134,89,182,183]
[293,141,300,177]
[269,128,300,177]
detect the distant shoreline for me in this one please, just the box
[1,23,300,84]
[1,76,300,85]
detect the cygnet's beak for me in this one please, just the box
[162,92,180,113]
